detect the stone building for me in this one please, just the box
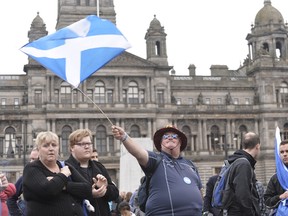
[1,0,288,189]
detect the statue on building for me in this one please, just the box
[197,92,204,105]
[23,92,28,104]
[171,95,177,104]
[257,45,269,56]
[225,92,232,105]
[253,91,260,105]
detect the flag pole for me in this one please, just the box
[76,87,114,126]
[97,0,99,17]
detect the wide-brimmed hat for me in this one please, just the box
[153,125,187,152]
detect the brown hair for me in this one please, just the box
[69,129,92,149]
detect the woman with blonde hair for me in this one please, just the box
[23,131,92,216]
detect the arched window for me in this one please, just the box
[96,125,107,153]
[95,81,106,103]
[182,126,192,151]
[128,81,139,104]
[61,125,72,156]
[130,125,140,138]
[276,41,282,58]
[5,127,16,158]
[211,125,220,151]
[60,82,71,104]
[155,41,161,56]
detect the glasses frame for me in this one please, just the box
[162,134,179,140]
[75,142,93,148]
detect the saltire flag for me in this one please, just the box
[20,15,131,88]
[275,126,288,190]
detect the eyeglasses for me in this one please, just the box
[75,142,93,147]
[162,134,179,140]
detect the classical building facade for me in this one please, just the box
[1,0,288,187]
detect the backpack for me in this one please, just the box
[137,154,163,213]
[212,157,248,209]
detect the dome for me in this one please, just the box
[149,15,162,30]
[254,0,284,26]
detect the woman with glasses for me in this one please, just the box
[66,128,119,216]
[112,125,203,216]
[22,131,92,216]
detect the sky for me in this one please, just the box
[1,0,288,76]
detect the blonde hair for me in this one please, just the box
[69,129,92,149]
[35,131,59,149]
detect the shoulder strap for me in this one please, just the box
[146,154,163,178]
[145,154,163,197]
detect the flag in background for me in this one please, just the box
[275,126,288,190]
[20,15,131,88]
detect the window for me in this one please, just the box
[245,98,250,105]
[280,82,288,106]
[5,127,16,158]
[176,98,181,105]
[130,125,140,138]
[1,98,6,109]
[35,90,42,108]
[95,81,105,103]
[188,98,193,105]
[96,125,107,153]
[60,82,71,104]
[14,98,19,109]
[205,98,210,104]
[234,98,239,105]
[128,81,139,104]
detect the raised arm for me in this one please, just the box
[112,125,149,167]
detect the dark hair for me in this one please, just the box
[280,140,288,146]
[92,148,97,153]
[118,201,131,211]
[242,132,260,149]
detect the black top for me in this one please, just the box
[226,149,260,216]
[66,155,119,216]
[203,175,222,216]
[23,160,92,216]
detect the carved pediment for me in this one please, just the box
[106,51,157,67]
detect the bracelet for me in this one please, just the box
[120,132,128,143]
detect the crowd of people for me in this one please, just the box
[1,125,287,215]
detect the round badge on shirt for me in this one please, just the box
[183,177,191,184]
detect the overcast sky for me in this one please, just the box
[1,0,288,76]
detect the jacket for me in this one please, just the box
[1,183,16,216]
[226,149,260,216]
[264,173,285,209]
[23,160,92,216]
[66,155,119,216]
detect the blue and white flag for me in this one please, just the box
[275,126,288,190]
[20,15,131,88]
